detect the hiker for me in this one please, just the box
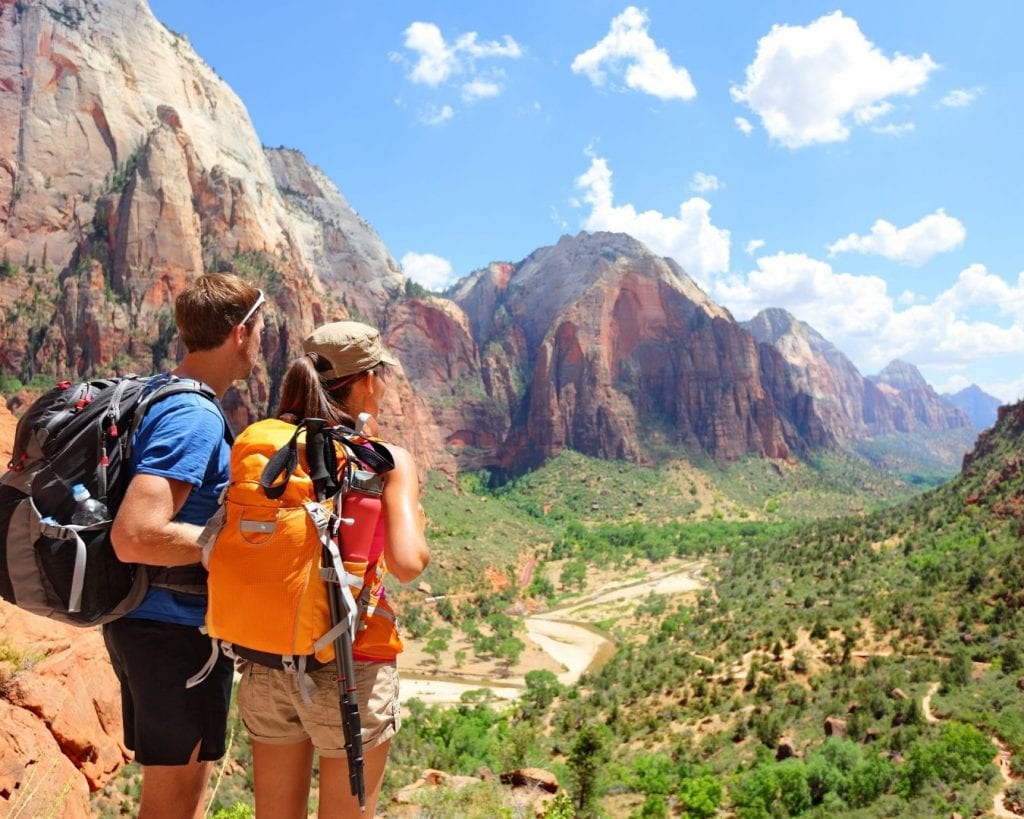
[103,273,265,819]
[236,320,429,819]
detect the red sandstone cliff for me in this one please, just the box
[453,233,832,474]
[745,309,973,440]
[0,601,126,817]
[0,0,449,471]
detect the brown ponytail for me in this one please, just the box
[275,354,347,425]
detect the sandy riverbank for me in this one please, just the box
[400,561,707,706]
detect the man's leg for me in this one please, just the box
[139,741,214,819]
[103,618,233,813]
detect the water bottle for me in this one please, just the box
[70,483,110,526]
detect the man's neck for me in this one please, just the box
[173,352,233,399]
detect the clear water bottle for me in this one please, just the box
[70,483,109,526]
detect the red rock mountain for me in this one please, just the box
[0,0,452,470]
[744,308,973,438]
[451,233,832,475]
[0,0,838,481]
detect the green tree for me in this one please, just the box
[495,636,525,672]
[560,559,587,590]
[521,670,563,720]
[569,722,611,817]
[941,647,972,690]
[424,627,451,668]
[776,759,811,815]
[677,774,722,818]
[628,753,674,796]
[897,721,996,796]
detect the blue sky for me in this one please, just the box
[148,1,1024,402]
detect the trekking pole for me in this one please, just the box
[306,418,366,811]
[324,544,366,810]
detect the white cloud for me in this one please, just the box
[418,104,454,125]
[713,253,1024,377]
[461,77,502,103]
[735,116,754,135]
[853,101,893,124]
[690,172,722,193]
[940,86,983,108]
[401,21,521,114]
[573,153,729,282]
[572,6,696,101]
[871,122,915,137]
[746,239,765,255]
[730,11,937,148]
[401,251,456,291]
[404,22,456,86]
[933,264,1024,321]
[827,209,966,266]
[984,378,1024,404]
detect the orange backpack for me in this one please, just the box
[199,418,402,676]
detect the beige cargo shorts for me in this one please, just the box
[237,659,401,756]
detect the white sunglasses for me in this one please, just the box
[238,289,266,327]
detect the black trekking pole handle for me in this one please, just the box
[325,544,366,810]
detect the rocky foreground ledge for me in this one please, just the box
[0,602,128,818]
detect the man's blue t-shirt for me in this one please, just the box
[125,377,230,626]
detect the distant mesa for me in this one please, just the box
[943,384,1002,431]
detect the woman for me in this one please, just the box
[236,320,429,818]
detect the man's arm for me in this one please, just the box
[110,473,204,566]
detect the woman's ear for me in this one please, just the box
[365,370,379,393]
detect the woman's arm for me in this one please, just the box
[381,444,429,583]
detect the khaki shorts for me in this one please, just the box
[237,660,401,756]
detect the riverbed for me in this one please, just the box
[400,561,706,706]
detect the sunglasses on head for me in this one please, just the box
[238,289,266,327]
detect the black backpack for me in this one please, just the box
[0,375,219,626]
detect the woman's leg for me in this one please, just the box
[252,738,315,819]
[317,739,391,819]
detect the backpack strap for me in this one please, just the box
[134,376,232,594]
[260,418,340,501]
[329,428,395,476]
[127,376,231,455]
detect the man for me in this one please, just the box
[104,273,265,819]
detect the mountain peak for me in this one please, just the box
[873,360,928,391]
[944,384,1003,430]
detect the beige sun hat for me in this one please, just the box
[302,321,399,380]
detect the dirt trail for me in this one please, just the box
[921,680,1019,816]
[921,681,941,723]
[401,561,707,705]
[993,736,1018,818]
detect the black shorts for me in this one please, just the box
[103,617,233,766]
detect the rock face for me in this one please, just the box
[745,309,973,440]
[0,601,127,817]
[0,0,444,467]
[453,233,832,475]
[264,147,404,328]
[870,360,972,433]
